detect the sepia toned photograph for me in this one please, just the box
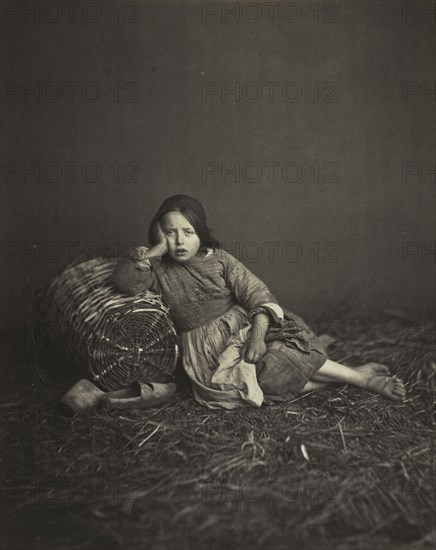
[1,1,435,549]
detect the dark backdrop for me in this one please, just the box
[1,1,435,365]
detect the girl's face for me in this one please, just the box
[161,211,201,262]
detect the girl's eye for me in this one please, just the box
[185,231,194,236]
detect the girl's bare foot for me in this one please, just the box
[364,374,406,401]
[354,363,405,401]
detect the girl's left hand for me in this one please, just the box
[242,338,267,364]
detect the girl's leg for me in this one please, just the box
[302,359,406,401]
[300,362,388,393]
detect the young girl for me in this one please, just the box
[113,195,406,410]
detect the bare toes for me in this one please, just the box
[394,385,406,396]
[366,375,406,401]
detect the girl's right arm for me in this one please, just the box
[112,222,168,295]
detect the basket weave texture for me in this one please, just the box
[37,256,178,391]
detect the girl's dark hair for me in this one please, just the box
[148,207,221,251]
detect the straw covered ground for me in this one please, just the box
[1,310,435,550]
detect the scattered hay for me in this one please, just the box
[1,311,435,550]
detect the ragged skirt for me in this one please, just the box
[180,305,328,410]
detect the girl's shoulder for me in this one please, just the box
[204,247,237,264]
[203,248,240,277]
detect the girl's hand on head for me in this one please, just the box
[144,221,168,258]
[153,220,167,245]
[242,338,267,364]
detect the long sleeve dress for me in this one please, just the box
[113,247,327,410]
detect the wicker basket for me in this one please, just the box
[35,256,178,391]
